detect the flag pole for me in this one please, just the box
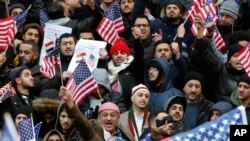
[2,0,9,55]
[55,34,64,86]
[30,113,36,140]
[173,6,195,41]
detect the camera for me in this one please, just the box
[156,115,173,127]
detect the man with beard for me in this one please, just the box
[163,96,187,135]
[182,71,213,130]
[1,66,37,118]
[41,33,77,92]
[153,0,194,60]
[144,58,183,113]
[139,111,174,140]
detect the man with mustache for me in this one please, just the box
[163,96,186,135]
[144,58,183,113]
[0,66,37,119]
[182,71,213,130]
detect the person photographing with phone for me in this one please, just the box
[140,111,174,140]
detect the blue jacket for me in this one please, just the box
[144,58,183,112]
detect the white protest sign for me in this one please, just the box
[39,23,72,65]
[68,39,107,73]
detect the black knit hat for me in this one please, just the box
[238,74,250,85]
[227,43,243,61]
[167,96,187,112]
[166,0,185,13]
[183,71,204,87]
[14,106,32,119]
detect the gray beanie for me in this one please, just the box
[219,0,239,20]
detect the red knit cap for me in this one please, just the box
[109,38,130,57]
[98,102,120,114]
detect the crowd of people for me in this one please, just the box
[0,0,250,140]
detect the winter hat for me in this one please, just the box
[131,84,150,99]
[10,66,29,85]
[9,3,25,14]
[219,0,239,20]
[166,0,184,13]
[227,43,243,61]
[98,102,120,114]
[183,71,204,87]
[238,74,250,85]
[40,89,59,100]
[166,96,186,112]
[109,38,130,57]
[14,106,32,119]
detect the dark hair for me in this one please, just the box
[59,33,77,44]
[17,40,40,54]
[21,23,43,47]
[77,27,95,39]
[154,40,172,54]
[133,14,151,26]
[47,2,65,20]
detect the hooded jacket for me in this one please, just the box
[163,95,186,135]
[32,98,60,139]
[43,129,65,141]
[145,58,183,112]
[55,103,83,141]
[208,101,234,121]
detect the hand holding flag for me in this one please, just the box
[96,0,124,45]
[66,60,98,105]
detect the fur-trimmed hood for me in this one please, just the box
[32,98,60,114]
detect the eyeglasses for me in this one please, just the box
[133,24,150,28]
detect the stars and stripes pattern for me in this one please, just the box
[187,0,225,51]
[39,8,49,29]
[18,119,42,141]
[0,82,15,102]
[97,0,124,45]
[66,60,98,105]
[0,17,16,50]
[161,106,247,141]
[40,38,60,79]
[14,7,29,30]
[204,12,225,51]
[236,42,250,77]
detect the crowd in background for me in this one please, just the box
[0,0,250,140]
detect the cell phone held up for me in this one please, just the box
[156,115,173,127]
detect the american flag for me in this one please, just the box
[66,60,98,105]
[14,8,30,30]
[188,0,217,35]
[87,54,96,68]
[40,38,60,79]
[160,106,247,141]
[204,12,225,51]
[236,42,250,77]
[0,17,16,50]
[39,8,49,29]
[18,119,42,141]
[96,0,124,45]
[0,82,15,102]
